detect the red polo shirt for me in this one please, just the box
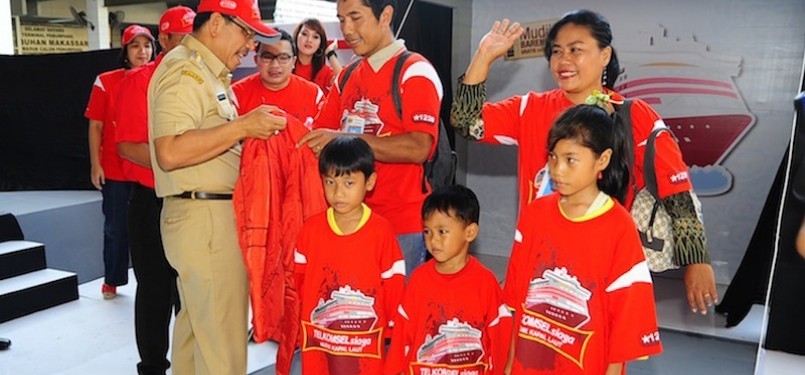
[85,68,127,181]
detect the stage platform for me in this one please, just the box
[0,191,104,283]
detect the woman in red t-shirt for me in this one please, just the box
[85,25,154,299]
[451,9,717,315]
[292,18,342,95]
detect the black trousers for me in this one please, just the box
[128,183,178,375]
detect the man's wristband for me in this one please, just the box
[327,50,337,59]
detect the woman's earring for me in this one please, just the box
[602,69,608,86]
[598,171,603,180]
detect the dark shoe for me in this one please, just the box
[0,337,11,350]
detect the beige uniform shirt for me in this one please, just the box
[147,35,240,198]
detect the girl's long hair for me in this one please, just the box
[293,18,328,80]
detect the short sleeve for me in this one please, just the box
[480,94,525,145]
[150,65,207,139]
[85,75,107,121]
[503,209,530,309]
[630,100,692,199]
[399,59,442,158]
[115,73,149,144]
[605,217,663,363]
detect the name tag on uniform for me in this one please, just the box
[215,91,236,121]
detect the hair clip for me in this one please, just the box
[584,90,623,114]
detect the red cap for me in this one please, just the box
[122,25,154,45]
[197,0,279,42]
[159,6,196,35]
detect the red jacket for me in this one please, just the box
[233,115,327,373]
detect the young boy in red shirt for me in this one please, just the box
[294,135,406,375]
[386,185,512,375]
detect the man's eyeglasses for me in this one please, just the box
[224,15,255,41]
[259,53,293,65]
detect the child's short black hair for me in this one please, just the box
[318,135,375,177]
[422,184,480,225]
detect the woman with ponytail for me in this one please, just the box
[451,9,717,315]
[503,104,662,374]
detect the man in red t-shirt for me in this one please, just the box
[233,30,324,127]
[114,6,195,374]
[299,0,443,277]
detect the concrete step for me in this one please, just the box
[0,268,78,323]
[0,240,46,280]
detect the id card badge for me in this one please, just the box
[343,111,366,134]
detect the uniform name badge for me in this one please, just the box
[216,91,236,121]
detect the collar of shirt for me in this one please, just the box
[182,35,231,83]
[366,39,406,73]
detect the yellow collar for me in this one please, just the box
[559,192,614,222]
[327,203,372,235]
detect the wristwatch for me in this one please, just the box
[327,50,337,59]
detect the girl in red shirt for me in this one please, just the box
[293,18,343,95]
[504,104,662,375]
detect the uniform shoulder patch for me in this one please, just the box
[181,69,204,84]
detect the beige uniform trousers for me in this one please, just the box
[161,198,248,374]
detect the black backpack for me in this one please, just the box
[338,51,457,193]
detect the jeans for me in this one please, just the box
[397,232,427,277]
[101,179,132,286]
[128,184,178,375]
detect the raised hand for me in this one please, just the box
[464,19,525,84]
[477,19,525,63]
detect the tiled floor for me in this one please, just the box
[1,255,804,374]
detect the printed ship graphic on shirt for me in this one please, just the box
[526,267,592,329]
[311,286,378,332]
[615,26,754,195]
[416,318,485,365]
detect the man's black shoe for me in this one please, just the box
[0,337,11,350]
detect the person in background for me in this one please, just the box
[451,10,717,314]
[147,0,284,372]
[115,6,195,375]
[233,29,324,126]
[85,24,155,299]
[293,18,343,95]
[504,104,662,374]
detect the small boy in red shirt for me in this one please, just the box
[386,185,512,375]
[294,135,406,375]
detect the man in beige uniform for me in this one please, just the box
[147,0,284,373]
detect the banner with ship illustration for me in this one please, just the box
[467,0,805,283]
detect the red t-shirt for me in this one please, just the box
[294,61,335,96]
[114,55,163,188]
[232,73,324,127]
[481,89,691,212]
[314,49,442,235]
[85,68,127,181]
[295,207,405,375]
[503,194,662,374]
[386,257,512,375]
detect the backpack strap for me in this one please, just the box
[391,51,414,119]
[337,60,360,93]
